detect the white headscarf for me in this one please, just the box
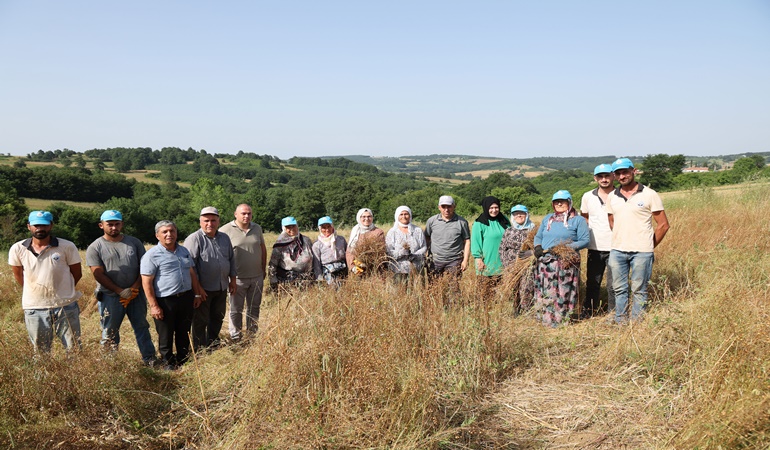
[394,205,415,233]
[349,208,375,248]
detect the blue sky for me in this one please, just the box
[1,1,768,158]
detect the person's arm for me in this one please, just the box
[261,240,268,280]
[190,268,205,307]
[142,274,163,320]
[311,241,324,280]
[581,212,589,220]
[608,213,614,230]
[571,217,591,250]
[470,223,485,272]
[69,263,82,286]
[461,238,471,272]
[90,266,124,294]
[411,229,427,256]
[652,210,670,248]
[226,236,237,295]
[11,266,23,287]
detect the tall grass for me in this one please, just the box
[0,184,769,448]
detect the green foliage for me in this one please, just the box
[0,179,28,247]
[640,154,686,191]
[0,166,134,202]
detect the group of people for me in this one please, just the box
[9,204,267,369]
[7,157,669,364]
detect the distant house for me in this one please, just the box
[682,167,709,173]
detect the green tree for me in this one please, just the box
[640,154,686,191]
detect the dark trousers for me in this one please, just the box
[192,290,227,350]
[154,290,194,366]
[584,249,611,315]
[429,258,463,305]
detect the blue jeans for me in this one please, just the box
[24,301,81,353]
[608,250,654,323]
[99,291,156,362]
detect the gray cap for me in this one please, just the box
[438,195,455,206]
[200,206,220,216]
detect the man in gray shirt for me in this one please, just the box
[219,203,267,341]
[424,195,471,302]
[86,210,156,364]
[185,207,237,350]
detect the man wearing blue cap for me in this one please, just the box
[606,158,670,323]
[580,164,616,317]
[86,210,157,364]
[8,211,83,353]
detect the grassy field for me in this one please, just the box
[0,184,768,448]
[22,197,100,210]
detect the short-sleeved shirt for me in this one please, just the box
[424,213,471,263]
[580,188,613,252]
[86,235,145,294]
[184,229,236,292]
[8,236,82,309]
[605,184,664,253]
[219,220,265,279]
[140,244,194,297]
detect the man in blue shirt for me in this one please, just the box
[141,220,204,368]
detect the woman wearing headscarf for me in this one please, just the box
[385,206,427,284]
[471,196,510,296]
[268,216,320,291]
[533,191,589,326]
[499,204,538,312]
[312,216,348,286]
[346,208,386,275]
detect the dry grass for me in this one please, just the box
[1,184,769,448]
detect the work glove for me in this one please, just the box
[120,288,140,307]
[534,245,544,258]
[518,250,533,259]
[119,288,133,299]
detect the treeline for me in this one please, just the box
[2,149,768,250]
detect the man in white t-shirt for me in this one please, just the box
[8,211,83,353]
[580,163,616,317]
[606,158,670,323]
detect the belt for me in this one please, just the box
[164,290,191,298]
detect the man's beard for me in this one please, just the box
[32,230,49,239]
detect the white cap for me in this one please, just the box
[438,195,455,206]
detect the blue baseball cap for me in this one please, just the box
[552,190,572,202]
[100,210,123,221]
[611,158,634,172]
[317,216,333,226]
[594,164,614,175]
[281,216,298,227]
[28,210,53,226]
[510,204,529,213]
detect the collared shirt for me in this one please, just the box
[605,184,665,253]
[219,220,265,279]
[85,235,145,293]
[8,236,82,309]
[580,188,613,251]
[140,244,194,297]
[184,229,236,291]
[424,213,470,263]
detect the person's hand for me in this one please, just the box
[119,288,133,299]
[150,304,163,320]
[460,260,469,272]
[518,250,533,259]
[120,288,140,307]
[534,245,544,258]
[475,258,486,272]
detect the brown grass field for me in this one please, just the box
[0,184,768,448]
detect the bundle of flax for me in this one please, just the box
[547,242,580,267]
[500,228,539,294]
[350,235,388,276]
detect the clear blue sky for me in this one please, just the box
[1,1,768,159]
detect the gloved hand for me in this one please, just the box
[534,245,544,258]
[120,288,140,307]
[518,250,533,259]
[119,288,133,299]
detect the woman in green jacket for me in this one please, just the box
[471,196,510,297]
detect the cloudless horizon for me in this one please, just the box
[1,1,768,159]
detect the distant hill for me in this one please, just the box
[340,152,770,178]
